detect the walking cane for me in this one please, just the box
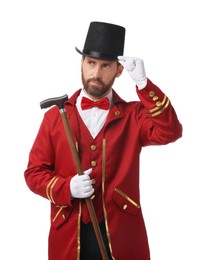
[40,94,108,260]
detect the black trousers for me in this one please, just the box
[80,220,112,260]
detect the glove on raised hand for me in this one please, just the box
[118,56,147,89]
[70,168,94,199]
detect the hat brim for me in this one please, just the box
[75,47,118,61]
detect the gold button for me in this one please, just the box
[149,91,155,97]
[115,111,121,116]
[152,95,158,101]
[91,145,97,151]
[91,161,97,167]
[156,101,162,107]
[123,204,128,210]
[91,179,96,185]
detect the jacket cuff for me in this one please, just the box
[137,78,170,117]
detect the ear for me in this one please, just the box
[81,57,85,71]
[116,64,124,78]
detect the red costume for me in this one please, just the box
[24,79,182,259]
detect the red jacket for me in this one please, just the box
[24,79,182,260]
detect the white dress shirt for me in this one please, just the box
[76,89,113,138]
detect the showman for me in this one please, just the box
[24,21,183,260]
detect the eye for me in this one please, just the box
[87,60,95,66]
[103,64,111,69]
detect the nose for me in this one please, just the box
[92,65,102,79]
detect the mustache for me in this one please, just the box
[87,78,104,86]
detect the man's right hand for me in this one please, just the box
[70,168,94,198]
[118,56,147,89]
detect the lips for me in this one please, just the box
[88,80,104,86]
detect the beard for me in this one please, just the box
[81,73,116,98]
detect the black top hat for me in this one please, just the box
[75,21,125,61]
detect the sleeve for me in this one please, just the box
[137,79,183,146]
[24,113,73,207]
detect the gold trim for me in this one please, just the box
[46,176,57,202]
[148,95,167,113]
[50,177,59,204]
[75,141,81,260]
[52,205,67,222]
[102,139,115,259]
[114,188,140,209]
[149,98,170,117]
[91,194,95,200]
[77,201,82,260]
[76,141,79,152]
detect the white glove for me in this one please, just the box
[118,56,147,89]
[70,168,94,199]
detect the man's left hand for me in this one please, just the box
[118,56,147,89]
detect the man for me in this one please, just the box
[24,21,182,260]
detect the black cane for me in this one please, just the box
[40,94,108,260]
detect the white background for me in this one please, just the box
[0,0,204,259]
